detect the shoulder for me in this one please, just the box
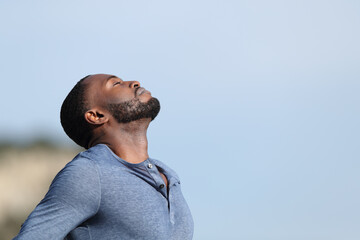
[77,144,109,159]
[62,144,112,170]
[76,144,116,165]
[60,152,98,176]
[49,149,102,191]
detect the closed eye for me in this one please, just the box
[113,81,122,86]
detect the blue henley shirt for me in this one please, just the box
[14,144,194,240]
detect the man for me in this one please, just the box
[14,74,194,240]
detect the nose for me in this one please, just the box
[129,81,140,88]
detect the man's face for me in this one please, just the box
[84,74,160,123]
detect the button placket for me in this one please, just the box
[168,186,175,224]
[145,160,167,198]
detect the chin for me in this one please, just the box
[139,94,153,103]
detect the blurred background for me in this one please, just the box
[0,0,359,239]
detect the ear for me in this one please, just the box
[84,109,109,125]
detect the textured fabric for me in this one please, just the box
[14,144,194,240]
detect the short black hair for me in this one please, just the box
[60,75,91,148]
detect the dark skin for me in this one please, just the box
[82,74,167,187]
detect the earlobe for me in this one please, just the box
[85,109,108,125]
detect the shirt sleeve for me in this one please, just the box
[13,155,101,240]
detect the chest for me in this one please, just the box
[84,156,194,239]
[88,172,192,239]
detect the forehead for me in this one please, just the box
[83,74,119,86]
[82,74,120,103]
[83,74,122,92]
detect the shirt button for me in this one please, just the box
[147,163,153,169]
[159,184,165,189]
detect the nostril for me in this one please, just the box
[131,81,140,88]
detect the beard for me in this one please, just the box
[107,97,161,123]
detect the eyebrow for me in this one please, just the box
[106,75,118,82]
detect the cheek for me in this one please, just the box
[106,92,133,105]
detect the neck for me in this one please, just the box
[90,118,151,164]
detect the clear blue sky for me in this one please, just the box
[1,0,359,239]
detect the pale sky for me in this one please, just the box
[1,0,359,239]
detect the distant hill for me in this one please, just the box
[0,144,80,240]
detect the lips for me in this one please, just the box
[135,87,150,96]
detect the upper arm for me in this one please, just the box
[14,156,101,240]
